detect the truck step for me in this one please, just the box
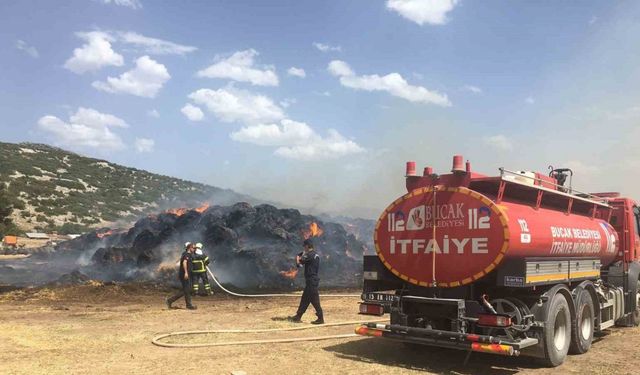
[599,319,615,330]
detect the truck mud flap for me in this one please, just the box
[355,323,538,357]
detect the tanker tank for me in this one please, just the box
[374,159,619,288]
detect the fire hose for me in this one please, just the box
[205,266,361,298]
[151,266,383,348]
[151,319,387,348]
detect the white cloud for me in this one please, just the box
[525,96,535,104]
[116,31,197,55]
[64,31,124,74]
[15,40,39,58]
[186,85,363,161]
[197,49,278,86]
[313,42,342,52]
[483,135,513,151]
[70,107,129,128]
[37,107,127,151]
[328,60,451,106]
[274,129,365,161]
[98,0,142,9]
[462,85,483,94]
[135,138,155,153]
[181,104,204,121]
[147,109,160,118]
[231,120,365,161]
[287,67,306,78]
[92,55,170,98]
[327,60,354,76]
[65,30,195,75]
[188,86,285,124]
[230,120,315,146]
[280,98,297,108]
[386,0,458,25]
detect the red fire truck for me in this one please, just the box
[357,155,640,366]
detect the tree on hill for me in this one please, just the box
[0,183,19,237]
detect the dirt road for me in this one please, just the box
[0,283,638,375]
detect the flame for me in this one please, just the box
[166,207,189,216]
[303,222,323,239]
[96,230,113,239]
[96,228,126,239]
[195,203,210,213]
[165,203,210,217]
[279,268,299,279]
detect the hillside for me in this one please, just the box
[0,142,256,233]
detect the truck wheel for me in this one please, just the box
[542,292,572,367]
[632,280,640,327]
[569,289,594,354]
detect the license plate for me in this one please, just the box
[363,292,397,303]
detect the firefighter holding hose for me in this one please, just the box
[191,243,213,296]
[288,239,324,324]
[166,242,197,310]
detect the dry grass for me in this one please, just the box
[0,284,638,375]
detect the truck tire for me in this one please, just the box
[569,289,594,354]
[541,292,572,367]
[632,280,640,327]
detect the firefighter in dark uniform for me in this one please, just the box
[288,239,324,324]
[166,242,197,310]
[191,243,212,296]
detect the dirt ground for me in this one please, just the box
[0,283,639,375]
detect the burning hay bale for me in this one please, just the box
[53,202,365,289]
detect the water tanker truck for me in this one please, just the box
[357,155,640,366]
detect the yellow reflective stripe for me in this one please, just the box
[192,260,205,272]
[526,270,600,284]
[526,274,568,283]
[570,270,600,279]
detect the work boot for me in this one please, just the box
[311,318,325,325]
[165,298,172,309]
[287,315,302,323]
[186,305,197,310]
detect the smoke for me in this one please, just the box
[75,245,100,267]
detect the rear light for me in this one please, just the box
[359,303,384,316]
[465,334,480,342]
[477,314,512,327]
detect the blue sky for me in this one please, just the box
[2,1,640,217]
